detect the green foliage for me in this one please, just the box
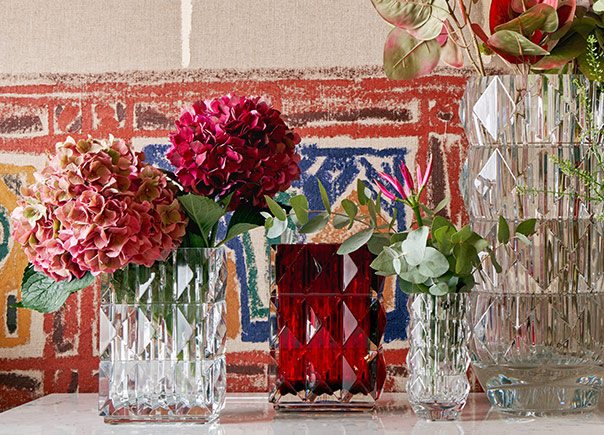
[498,216,510,244]
[260,178,538,297]
[221,206,265,246]
[15,264,95,313]
[516,218,537,237]
[357,179,370,206]
[265,196,286,221]
[337,228,374,255]
[367,233,391,256]
[289,195,309,225]
[178,194,226,246]
[579,33,604,81]
[317,180,331,213]
[368,214,537,296]
[299,212,330,233]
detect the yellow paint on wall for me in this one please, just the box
[0,164,35,348]
[226,251,241,340]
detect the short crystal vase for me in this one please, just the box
[99,247,227,423]
[406,292,470,421]
[268,243,386,411]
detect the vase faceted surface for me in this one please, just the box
[406,293,471,421]
[460,75,604,415]
[99,247,227,423]
[269,244,386,411]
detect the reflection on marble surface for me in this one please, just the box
[2,393,604,435]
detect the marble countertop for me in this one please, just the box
[1,393,604,435]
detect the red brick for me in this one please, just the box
[92,102,126,131]
[54,103,82,134]
[0,102,48,137]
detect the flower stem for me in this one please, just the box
[209,221,219,247]
[412,205,424,227]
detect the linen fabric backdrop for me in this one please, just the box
[0,0,487,411]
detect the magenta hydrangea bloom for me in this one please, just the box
[11,136,188,281]
[167,95,302,210]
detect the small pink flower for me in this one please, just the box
[399,161,415,193]
[374,155,433,203]
[375,180,397,201]
[377,172,408,200]
[418,154,433,190]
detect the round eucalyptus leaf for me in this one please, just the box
[429,281,450,296]
[402,226,429,266]
[399,266,429,284]
[393,257,402,274]
[417,247,450,278]
[266,218,288,239]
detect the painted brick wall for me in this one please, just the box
[0,66,474,411]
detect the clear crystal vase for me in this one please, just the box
[99,247,227,423]
[406,292,470,421]
[268,244,386,411]
[460,75,604,415]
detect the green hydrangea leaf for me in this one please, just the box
[178,194,226,244]
[221,206,264,246]
[15,264,95,313]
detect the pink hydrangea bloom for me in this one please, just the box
[167,95,301,210]
[11,136,188,281]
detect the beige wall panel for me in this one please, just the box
[0,0,181,73]
[0,0,388,74]
[189,0,386,69]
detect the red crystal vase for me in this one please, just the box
[269,243,386,410]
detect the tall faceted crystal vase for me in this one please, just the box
[460,75,604,415]
[406,293,470,421]
[99,247,228,423]
[269,244,386,411]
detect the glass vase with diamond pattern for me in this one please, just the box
[406,293,470,421]
[99,247,227,423]
[459,75,604,415]
[269,244,386,411]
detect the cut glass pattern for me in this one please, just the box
[472,76,516,141]
[406,293,470,421]
[268,244,386,411]
[99,247,227,423]
[460,75,604,414]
